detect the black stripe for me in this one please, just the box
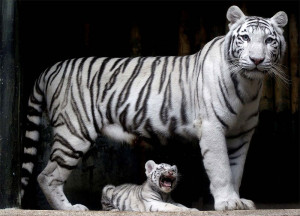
[51,155,77,170]
[230,73,245,104]
[22,153,37,164]
[119,104,129,132]
[50,104,60,125]
[53,134,77,152]
[61,113,85,140]
[229,153,241,160]
[179,56,188,125]
[90,72,102,134]
[48,62,63,86]
[118,57,146,108]
[106,91,116,124]
[34,80,44,96]
[228,141,248,155]
[26,121,40,131]
[23,137,39,148]
[218,79,237,115]
[50,148,83,160]
[101,65,122,102]
[21,168,32,178]
[27,106,42,117]
[159,57,168,93]
[62,59,77,108]
[29,94,43,105]
[168,117,177,135]
[49,59,72,111]
[110,58,123,71]
[86,57,99,88]
[96,58,111,102]
[77,58,91,122]
[133,58,154,129]
[185,55,190,81]
[226,126,256,139]
[160,84,170,125]
[172,56,178,71]
[70,86,92,142]
[212,103,229,129]
[77,57,89,87]
[247,110,259,121]
[122,57,133,73]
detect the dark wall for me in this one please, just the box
[18,0,300,210]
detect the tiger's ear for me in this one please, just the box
[271,11,288,28]
[227,5,245,28]
[145,160,156,176]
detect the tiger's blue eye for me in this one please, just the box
[265,37,274,44]
[241,35,250,42]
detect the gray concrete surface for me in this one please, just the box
[1,209,300,216]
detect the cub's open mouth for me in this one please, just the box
[159,175,176,188]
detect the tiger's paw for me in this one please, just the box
[67,204,89,211]
[215,198,255,210]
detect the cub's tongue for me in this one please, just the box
[163,180,172,187]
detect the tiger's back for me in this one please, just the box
[41,55,200,143]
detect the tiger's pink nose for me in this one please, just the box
[250,57,264,65]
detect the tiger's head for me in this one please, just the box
[145,160,178,193]
[225,5,288,80]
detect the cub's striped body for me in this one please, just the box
[21,6,288,211]
[101,160,196,212]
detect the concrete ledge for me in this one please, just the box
[1,209,300,216]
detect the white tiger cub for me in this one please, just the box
[21,5,288,211]
[101,160,197,212]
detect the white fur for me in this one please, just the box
[101,124,136,144]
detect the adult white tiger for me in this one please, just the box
[21,5,288,211]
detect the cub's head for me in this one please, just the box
[145,160,178,193]
[225,5,288,80]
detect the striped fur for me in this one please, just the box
[101,160,197,212]
[21,5,288,211]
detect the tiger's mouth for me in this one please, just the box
[159,175,176,189]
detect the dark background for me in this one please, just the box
[17,0,300,210]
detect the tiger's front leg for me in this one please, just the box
[199,121,252,210]
[227,132,256,210]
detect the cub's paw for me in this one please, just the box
[215,198,255,210]
[190,208,199,211]
[68,204,89,211]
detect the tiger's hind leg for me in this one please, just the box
[101,185,118,211]
[37,127,92,210]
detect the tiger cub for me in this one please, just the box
[101,160,197,212]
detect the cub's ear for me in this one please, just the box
[145,160,156,176]
[271,11,288,28]
[172,165,178,173]
[227,5,245,28]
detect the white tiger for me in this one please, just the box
[21,5,288,211]
[101,160,197,212]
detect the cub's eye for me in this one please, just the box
[241,35,250,42]
[265,37,274,44]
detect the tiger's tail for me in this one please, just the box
[21,76,45,199]
[101,185,116,211]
